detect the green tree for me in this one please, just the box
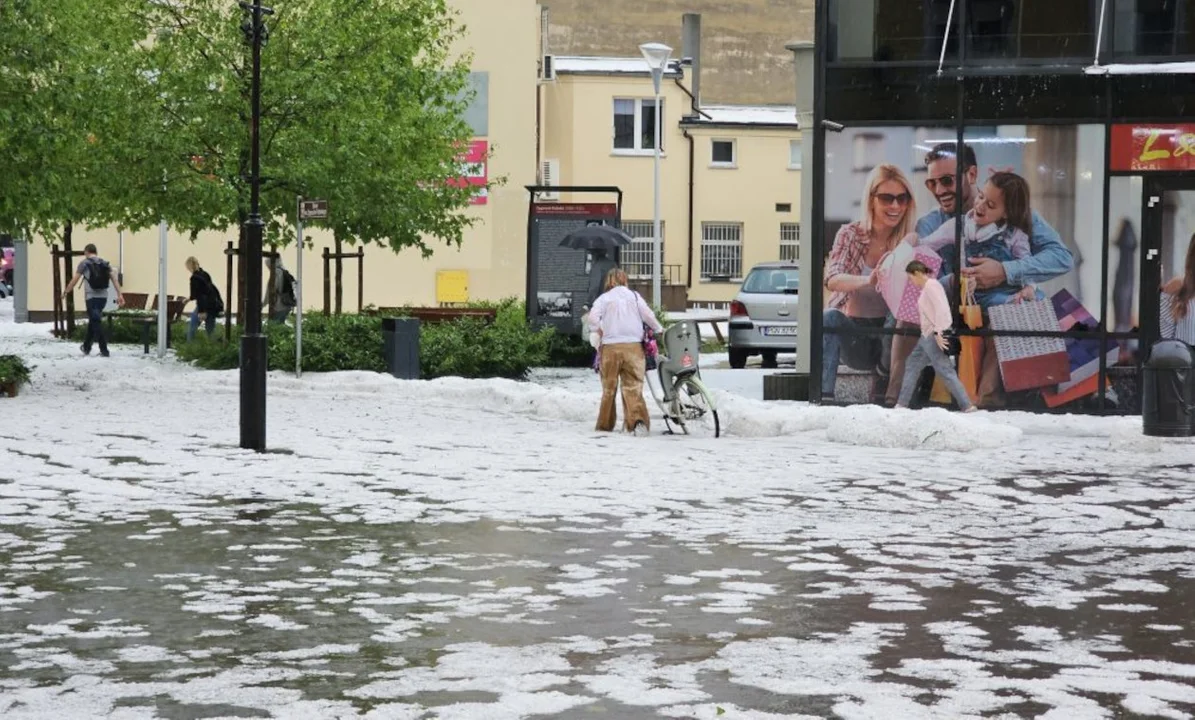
[139,0,483,252]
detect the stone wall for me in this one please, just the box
[542,0,813,106]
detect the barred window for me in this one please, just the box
[620,221,663,280]
[701,222,743,281]
[780,223,800,262]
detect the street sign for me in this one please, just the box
[300,199,328,220]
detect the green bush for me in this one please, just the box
[0,355,33,389]
[174,300,552,380]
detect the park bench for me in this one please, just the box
[105,294,189,353]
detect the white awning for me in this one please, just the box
[1085,62,1195,75]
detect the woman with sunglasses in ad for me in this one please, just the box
[822,164,918,401]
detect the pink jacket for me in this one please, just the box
[917,277,953,337]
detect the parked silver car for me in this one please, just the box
[727,262,799,369]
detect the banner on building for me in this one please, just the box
[452,140,489,205]
[1110,124,1195,172]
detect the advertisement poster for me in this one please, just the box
[820,125,1110,411]
[452,140,488,206]
[527,202,620,335]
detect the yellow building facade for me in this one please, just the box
[20,6,801,316]
[542,57,801,306]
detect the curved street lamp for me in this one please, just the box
[639,42,672,309]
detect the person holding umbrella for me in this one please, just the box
[589,268,664,436]
[560,221,632,336]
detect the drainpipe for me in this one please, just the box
[682,128,695,289]
[674,77,706,292]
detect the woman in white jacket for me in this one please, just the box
[589,268,665,435]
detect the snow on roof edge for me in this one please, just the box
[1084,61,1195,75]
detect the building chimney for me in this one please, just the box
[682,13,702,112]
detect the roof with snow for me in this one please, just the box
[684,104,800,129]
[1084,61,1195,75]
[553,55,684,78]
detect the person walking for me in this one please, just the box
[62,244,125,357]
[588,268,665,435]
[263,256,297,324]
[185,257,223,341]
[895,260,976,412]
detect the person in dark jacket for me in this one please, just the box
[185,257,222,341]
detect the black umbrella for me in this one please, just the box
[559,224,633,251]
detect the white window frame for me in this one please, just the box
[788,139,803,170]
[620,221,664,280]
[710,138,737,168]
[780,223,800,262]
[612,97,665,155]
[700,222,743,283]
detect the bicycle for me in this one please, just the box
[646,320,721,438]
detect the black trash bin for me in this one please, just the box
[1142,339,1195,437]
[382,317,421,380]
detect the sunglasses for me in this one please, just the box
[873,192,911,206]
[925,175,956,190]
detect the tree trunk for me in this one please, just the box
[63,221,76,335]
[334,234,344,315]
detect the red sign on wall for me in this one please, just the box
[1110,124,1195,172]
[452,139,488,205]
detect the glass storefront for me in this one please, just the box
[812,0,1195,414]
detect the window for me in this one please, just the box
[700,222,743,281]
[613,98,664,153]
[789,139,803,169]
[853,133,884,172]
[1112,0,1195,58]
[829,0,958,62]
[711,139,736,167]
[780,223,800,262]
[620,221,664,279]
[965,0,1098,61]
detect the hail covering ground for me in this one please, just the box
[1,298,1194,719]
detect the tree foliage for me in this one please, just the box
[1,0,484,255]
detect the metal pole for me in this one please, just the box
[651,69,663,308]
[13,234,28,323]
[295,196,303,378]
[1093,0,1109,68]
[118,229,124,285]
[158,219,168,358]
[239,1,273,452]
[936,0,957,76]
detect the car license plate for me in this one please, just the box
[761,326,797,336]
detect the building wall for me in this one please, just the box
[543,0,813,105]
[542,72,800,305]
[25,0,539,316]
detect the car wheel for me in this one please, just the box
[729,348,748,369]
[761,351,778,369]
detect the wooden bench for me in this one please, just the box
[130,296,189,354]
[367,307,498,325]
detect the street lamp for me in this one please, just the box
[239,1,273,452]
[639,41,672,309]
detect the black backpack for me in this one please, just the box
[201,270,224,314]
[86,259,111,291]
[280,270,297,307]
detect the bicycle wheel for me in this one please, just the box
[674,377,720,438]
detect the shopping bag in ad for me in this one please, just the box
[956,277,984,404]
[987,299,1072,392]
[1041,289,1120,408]
[877,243,943,324]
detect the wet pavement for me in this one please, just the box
[4,316,1195,718]
[4,465,1195,718]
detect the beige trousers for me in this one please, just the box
[596,343,651,432]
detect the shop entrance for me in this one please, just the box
[1140,179,1195,347]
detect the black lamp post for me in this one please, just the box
[239,1,272,451]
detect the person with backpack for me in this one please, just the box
[185,257,224,341]
[263,256,297,324]
[61,244,125,357]
[588,268,664,436]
